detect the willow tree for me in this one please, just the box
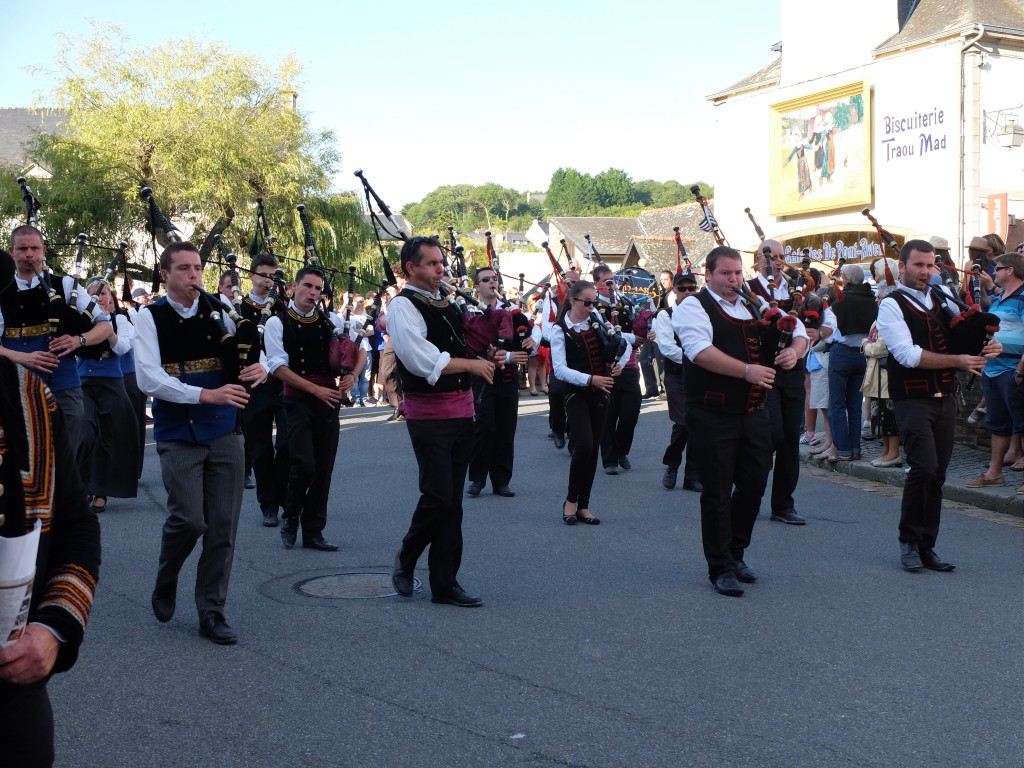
[8,23,342,274]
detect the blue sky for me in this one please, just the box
[0,1,781,206]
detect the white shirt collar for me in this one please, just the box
[166,294,199,318]
[705,287,743,308]
[405,284,442,300]
[248,290,269,304]
[288,299,316,318]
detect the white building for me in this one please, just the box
[706,0,1024,267]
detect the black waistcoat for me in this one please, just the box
[746,277,794,313]
[281,308,334,377]
[557,318,605,381]
[148,299,228,364]
[395,289,470,394]
[683,289,764,414]
[885,291,956,399]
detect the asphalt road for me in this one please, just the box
[49,398,1023,768]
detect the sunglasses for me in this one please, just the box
[477,276,498,283]
[573,298,597,307]
[603,279,615,286]
[675,285,698,293]
[995,265,1013,272]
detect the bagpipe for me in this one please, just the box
[862,208,999,359]
[542,240,571,303]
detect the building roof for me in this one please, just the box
[0,109,68,169]
[547,216,644,255]
[706,57,781,103]
[875,0,1024,53]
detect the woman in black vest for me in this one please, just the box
[550,280,619,525]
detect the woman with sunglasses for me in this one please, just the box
[550,280,627,525]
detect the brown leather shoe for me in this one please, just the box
[965,474,1005,488]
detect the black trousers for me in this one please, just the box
[600,366,642,467]
[244,383,289,516]
[894,397,955,549]
[564,388,609,508]
[661,366,698,483]
[766,364,806,514]
[468,379,518,489]
[687,406,773,580]
[638,339,661,396]
[398,418,473,595]
[123,371,147,478]
[283,396,340,540]
[0,680,54,767]
[547,370,567,438]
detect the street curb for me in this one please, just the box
[801,451,1024,517]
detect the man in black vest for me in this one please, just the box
[749,240,810,525]
[264,266,356,552]
[388,237,495,607]
[135,242,268,644]
[673,247,801,597]
[238,254,289,526]
[876,239,1000,572]
[466,266,530,498]
[593,264,643,474]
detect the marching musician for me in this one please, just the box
[466,266,531,498]
[238,253,290,527]
[754,240,810,526]
[77,278,141,514]
[388,237,494,608]
[0,225,114,452]
[114,275,149,478]
[673,246,797,597]
[650,271,702,493]
[540,266,579,451]
[135,241,269,645]
[592,264,643,475]
[264,266,356,552]
[551,280,628,526]
[876,239,1001,573]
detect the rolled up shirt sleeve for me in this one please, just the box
[876,296,921,368]
[388,295,450,385]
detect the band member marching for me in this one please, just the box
[551,280,629,525]
[539,265,579,451]
[264,266,359,551]
[238,254,290,527]
[389,237,495,607]
[465,266,531,498]
[673,246,802,597]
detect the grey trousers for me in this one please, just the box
[53,386,84,456]
[154,433,244,621]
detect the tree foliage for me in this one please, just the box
[543,168,713,217]
[0,23,357,281]
[402,183,539,235]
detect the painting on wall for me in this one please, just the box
[769,80,872,216]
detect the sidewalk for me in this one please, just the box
[800,433,1024,517]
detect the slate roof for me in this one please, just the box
[547,216,644,255]
[875,0,1024,53]
[706,57,781,103]
[0,109,69,169]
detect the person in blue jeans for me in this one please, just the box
[821,265,877,461]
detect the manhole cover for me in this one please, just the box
[293,572,420,599]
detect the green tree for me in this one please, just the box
[544,167,600,216]
[2,23,340,273]
[594,168,635,207]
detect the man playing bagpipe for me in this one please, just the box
[465,266,532,498]
[672,247,805,597]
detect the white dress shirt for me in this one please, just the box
[754,272,791,300]
[876,284,961,369]
[550,316,632,387]
[387,286,453,386]
[110,314,134,356]
[652,307,683,364]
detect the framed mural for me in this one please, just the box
[769,80,871,216]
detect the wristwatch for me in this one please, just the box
[78,335,87,347]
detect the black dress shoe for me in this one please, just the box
[261,510,279,527]
[466,481,483,497]
[900,542,923,571]
[603,464,618,475]
[682,479,703,493]
[553,435,566,450]
[712,572,744,596]
[618,455,631,471]
[576,512,601,525]
[734,561,758,583]
[243,472,256,490]
[492,486,515,497]
[151,590,176,623]
[547,431,557,439]
[198,616,238,645]
[662,467,678,489]
[280,518,298,548]
[431,585,484,607]
[919,548,955,572]
[303,535,339,551]
[392,554,414,596]
[771,509,807,525]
